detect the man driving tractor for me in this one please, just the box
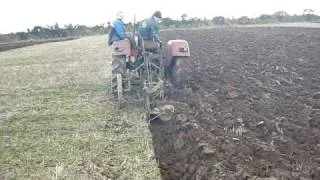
[138,11,163,50]
[108,11,127,46]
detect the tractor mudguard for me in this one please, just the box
[165,40,191,87]
[166,40,190,60]
[111,39,131,56]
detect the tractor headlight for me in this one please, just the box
[179,47,189,52]
[114,47,124,52]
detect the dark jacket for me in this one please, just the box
[138,17,160,41]
[108,19,126,46]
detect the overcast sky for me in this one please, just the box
[0,0,319,33]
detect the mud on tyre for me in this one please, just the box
[169,57,189,88]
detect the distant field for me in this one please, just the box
[233,22,320,28]
[2,23,319,53]
[161,22,320,32]
[0,37,78,52]
[0,36,160,179]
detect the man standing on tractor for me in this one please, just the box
[138,11,162,49]
[108,11,127,46]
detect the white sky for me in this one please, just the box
[0,0,319,34]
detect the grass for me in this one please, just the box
[0,36,160,179]
[0,36,109,89]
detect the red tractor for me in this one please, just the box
[110,35,190,118]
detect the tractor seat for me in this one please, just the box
[141,39,160,53]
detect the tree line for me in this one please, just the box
[159,9,319,28]
[0,9,319,43]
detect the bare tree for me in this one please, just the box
[273,11,289,21]
[303,9,314,15]
[303,9,315,21]
[181,14,188,21]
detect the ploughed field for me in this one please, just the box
[151,27,320,179]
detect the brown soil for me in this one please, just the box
[151,27,320,180]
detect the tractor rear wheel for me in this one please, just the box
[111,56,126,103]
[169,57,187,87]
[112,56,126,75]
